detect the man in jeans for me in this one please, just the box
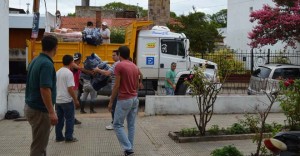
[55,55,80,143]
[165,62,177,95]
[108,46,139,156]
[24,35,58,156]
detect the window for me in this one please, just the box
[252,67,271,78]
[161,39,185,56]
[272,68,300,79]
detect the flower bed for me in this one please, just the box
[168,131,272,143]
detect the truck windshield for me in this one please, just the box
[161,39,185,56]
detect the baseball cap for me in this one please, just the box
[73,52,82,61]
[102,22,107,26]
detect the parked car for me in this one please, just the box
[247,64,300,95]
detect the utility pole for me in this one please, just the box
[31,0,40,60]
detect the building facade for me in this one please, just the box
[225,0,299,51]
[0,0,9,119]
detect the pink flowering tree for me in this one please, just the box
[248,0,300,48]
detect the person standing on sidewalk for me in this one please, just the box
[55,55,80,143]
[93,50,120,130]
[165,62,177,95]
[109,46,139,156]
[24,35,58,156]
[71,52,83,125]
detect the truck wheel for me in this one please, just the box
[177,83,189,95]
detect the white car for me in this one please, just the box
[248,64,300,95]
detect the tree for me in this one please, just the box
[184,66,222,136]
[103,2,147,17]
[167,9,220,53]
[67,12,75,17]
[248,0,300,48]
[170,11,177,18]
[208,9,227,28]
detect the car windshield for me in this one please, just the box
[252,67,271,78]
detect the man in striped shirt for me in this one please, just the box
[93,50,120,130]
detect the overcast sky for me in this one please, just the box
[9,0,227,16]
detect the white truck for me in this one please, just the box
[27,21,218,96]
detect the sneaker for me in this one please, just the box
[55,137,65,142]
[90,110,97,114]
[105,124,114,130]
[65,137,78,143]
[74,119,81,125]
[80,110,87,114]
[124,151,134,156]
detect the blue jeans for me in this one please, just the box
[165,87,174,95]
[111,95,117,124]
[113,97,139,152]
[55,102,75,140]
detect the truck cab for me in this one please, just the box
[135,26,218,95]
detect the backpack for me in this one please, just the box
[5,110,20,119]
[82,28,102,46]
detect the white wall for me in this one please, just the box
[145,95,282,115]
[0,0,9,119]
[225,0,299,52]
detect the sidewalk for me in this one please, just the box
[0,108,285,156]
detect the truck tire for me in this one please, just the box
[177,83,189,95]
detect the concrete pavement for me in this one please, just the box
[0,107,286,156]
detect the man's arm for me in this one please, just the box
[72,63,93,75]
[67,87,80,109]
[93,68,112,76]
[108,75,120,112]
[138,68,144,89]
[40,87,58,125]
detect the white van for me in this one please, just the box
[248,64,300,95]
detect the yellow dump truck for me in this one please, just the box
[27,21,217,96]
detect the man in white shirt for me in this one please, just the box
[55,55,80,143]
[100,22,111,44]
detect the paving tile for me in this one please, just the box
[0,112,285,156]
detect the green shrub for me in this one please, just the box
[211,145,243,156]
[180,128,197,137]
[227,123,249,134]
[208,125,220,135]
[205,49,246,80]
[278,79,300,130]
[110,27,125,43]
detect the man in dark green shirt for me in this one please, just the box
[24,35,58,156]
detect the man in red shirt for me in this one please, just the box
[109,46,139,156]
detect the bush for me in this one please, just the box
[180,128,197,137]
[227,123,249,134]
[208,125,220,135]
[211,145,243,156]
[278,79,300,130]
[205,49,246,80]
[110,27,125,43]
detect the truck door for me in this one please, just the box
[159,39,187,78]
